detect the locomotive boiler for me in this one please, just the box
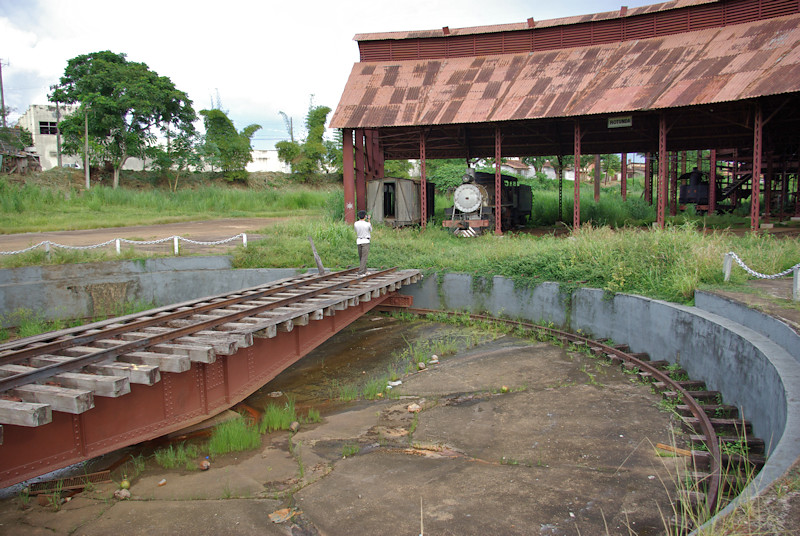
[443,169,532,235]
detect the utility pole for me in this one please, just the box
[0,59,7,128]
[84,110,90,189]
[56,101,62,167]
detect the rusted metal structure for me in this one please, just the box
[331,0,800,231]
[0,269,421,488]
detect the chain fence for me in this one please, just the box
[723,252,800,301]
[0,233,247,257]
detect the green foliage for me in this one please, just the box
[259,398,298,433]
[50,50,197,188]
[384,159,412,179]
[0,126,33,151]
[425,159,468,192]
[207,416,261,457]
[199,108,261,181]
[276,102,332,184]
[154,442,201,470]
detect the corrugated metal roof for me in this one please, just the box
[331,14,800,129]
[353,0,716,41]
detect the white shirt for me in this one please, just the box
[355,219,372,245]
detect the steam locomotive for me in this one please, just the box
[443,170,532,235]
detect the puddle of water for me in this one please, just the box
[245,313,480,415]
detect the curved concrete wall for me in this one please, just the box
[0,257,307,328]
[401,272,800,525]
[1,261,797,525]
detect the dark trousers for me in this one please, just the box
[358,243,370,274]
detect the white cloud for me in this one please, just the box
[1,0,654,148]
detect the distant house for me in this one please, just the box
[246,150,290,173]
[500,159,533,178]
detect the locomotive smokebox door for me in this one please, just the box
[454,183,482,213]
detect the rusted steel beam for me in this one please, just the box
[574,120,581,230]
[621,152,627,201]
[657,114,667,229]
[355,128,367,213]
[0,290,401,488]
[343,128,356,224]
[752,103,762,231]
[420,131,428,229]
[709,149,717,214]
[495,126,502,236]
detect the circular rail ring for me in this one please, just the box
[396,307,723,513]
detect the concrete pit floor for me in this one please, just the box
[0,325,686,536]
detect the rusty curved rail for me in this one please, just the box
[397,307,723,514]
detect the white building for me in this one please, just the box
[246,150,290,173]
[18,104,291,173]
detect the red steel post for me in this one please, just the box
[574,120,581,230]
[495,126,502,235]
[752,104,762,231]
[355,129,367,213]
[657,114,667,229]
[420,131,427,229]
[621,152,627,202]
[342,129,356,224]
[709,149,717,214]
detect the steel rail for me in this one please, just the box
[0,268,375,365]
[0,268,399,393]
[0,269,356,358]
[395,307,723,514]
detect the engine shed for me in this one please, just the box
[331,0,800,233]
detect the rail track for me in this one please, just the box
[0,268,420,432]
[392,308,766,534]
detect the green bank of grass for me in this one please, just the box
[234,219,800,304]
[0,179,335,233]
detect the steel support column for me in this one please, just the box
[355,129,367,213]
[657,114,667,229]
[574,120,581,230]
[372,129,384,179]
[670,151,678,216]
[645,153,652,205]
[420,131,427,229]
[709,149,717,214]
[765,153,773,221]
[342,129,356,224]
[752,103,762,231]
[594,153,601,202]
[621,152,627,202]
[495,126,502,235]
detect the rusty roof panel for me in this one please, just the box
[331,14,800,129]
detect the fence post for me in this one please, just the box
[45,241,51,262]
[723,253,733,282]
[793,267,799,302]
[115,239,121,255]
[242,233,247,248]
[173,236,179,256]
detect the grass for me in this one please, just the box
[153,442,201,471]
[0,174,336,234]
[259,398,298,433]
[207,416,261,458]
[234,218,799,305]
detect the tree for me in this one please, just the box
[49,51,196,188]
[199,108,261,181]
[276,102,332,183]
[149,125,202,192]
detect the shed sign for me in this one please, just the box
[608,116,632,129]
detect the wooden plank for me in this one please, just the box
[0,399,51,427]
[10,384,94,414]
[53,372,130,398]
[90,341,191,373]
[28,355,160,385]
[114,335,216,364]
[0,364,128,396]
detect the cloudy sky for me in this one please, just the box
[1,0,654,150]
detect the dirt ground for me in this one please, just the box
[0,218,279,255]
[0,331,686,536]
